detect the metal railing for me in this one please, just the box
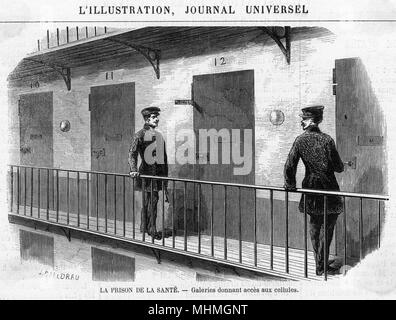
[7,164,389,281]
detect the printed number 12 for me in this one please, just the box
[215,57,226,66]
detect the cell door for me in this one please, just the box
[334,57,386,260]
[19,91,54,210]
[90,83,135,222]
[192,70,255,241]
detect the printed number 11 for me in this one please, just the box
[215,57,226,66]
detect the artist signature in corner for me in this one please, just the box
[39,268,80,280]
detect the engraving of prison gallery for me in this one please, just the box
[7,26,389,282]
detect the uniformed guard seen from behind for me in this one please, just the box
[284,105,344,276]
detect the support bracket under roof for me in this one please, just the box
[261,26,291,64]
[25,57,71,90]
[105,38,161,79]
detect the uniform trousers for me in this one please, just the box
[140,190,159,235]
[309,214,338,271]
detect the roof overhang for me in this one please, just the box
[8,26,332,90]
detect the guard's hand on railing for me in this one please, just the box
[129,171,140,178]
[284,184,297,192]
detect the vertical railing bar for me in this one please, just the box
[183,181,187,251]
[46,169,49,220]
[162,180,165,246]
[96,173,99,231]
[8,166,12,211]
[211,184,214,257]
[104,174,108,233]
[87,172,90,229]
[77,172,80,227]
[66,171,69,224]
[37,169,40,218]
[53,167,55,210]
[198,183,201,254]
[359,197,363,261]
[304,193,308,278]
[132,177,135,239]
[378,200,381,248]
[343,196,347,266]
[334,220,338,257]
[224,185,227,260]
[285,191,289,273]
[10,166,14,212]
[254,188,257,267]
[24,167,27,215]
[30,167,33,216]
[324,195,328,281]
[114,175,117,235]
[17,167,20,214]
[192,181,195,247]
[151,179,154,244]
[172,180,175,248]
[142,178,146,242]
[238,187,242,264]
[56,169,59,222]
[123,176,126,237]
[10,166,13,212]
[270,189,274,270]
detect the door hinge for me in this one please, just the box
[332,68,336,84]
[332,68,337,95]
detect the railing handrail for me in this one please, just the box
[8,164,389,201]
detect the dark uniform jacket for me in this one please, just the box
[284,126,344,215]
[128,124,168,191]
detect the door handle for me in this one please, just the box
[92,148,105,159]
[343,157,356,169]
[20,147,31,154]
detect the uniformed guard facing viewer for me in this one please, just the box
[128,107,168,241]
[284,105,344,276]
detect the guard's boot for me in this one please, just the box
[160,228,173,238]
[326,265,340,275]
[316,265,340,276]
[148,231,162,240]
